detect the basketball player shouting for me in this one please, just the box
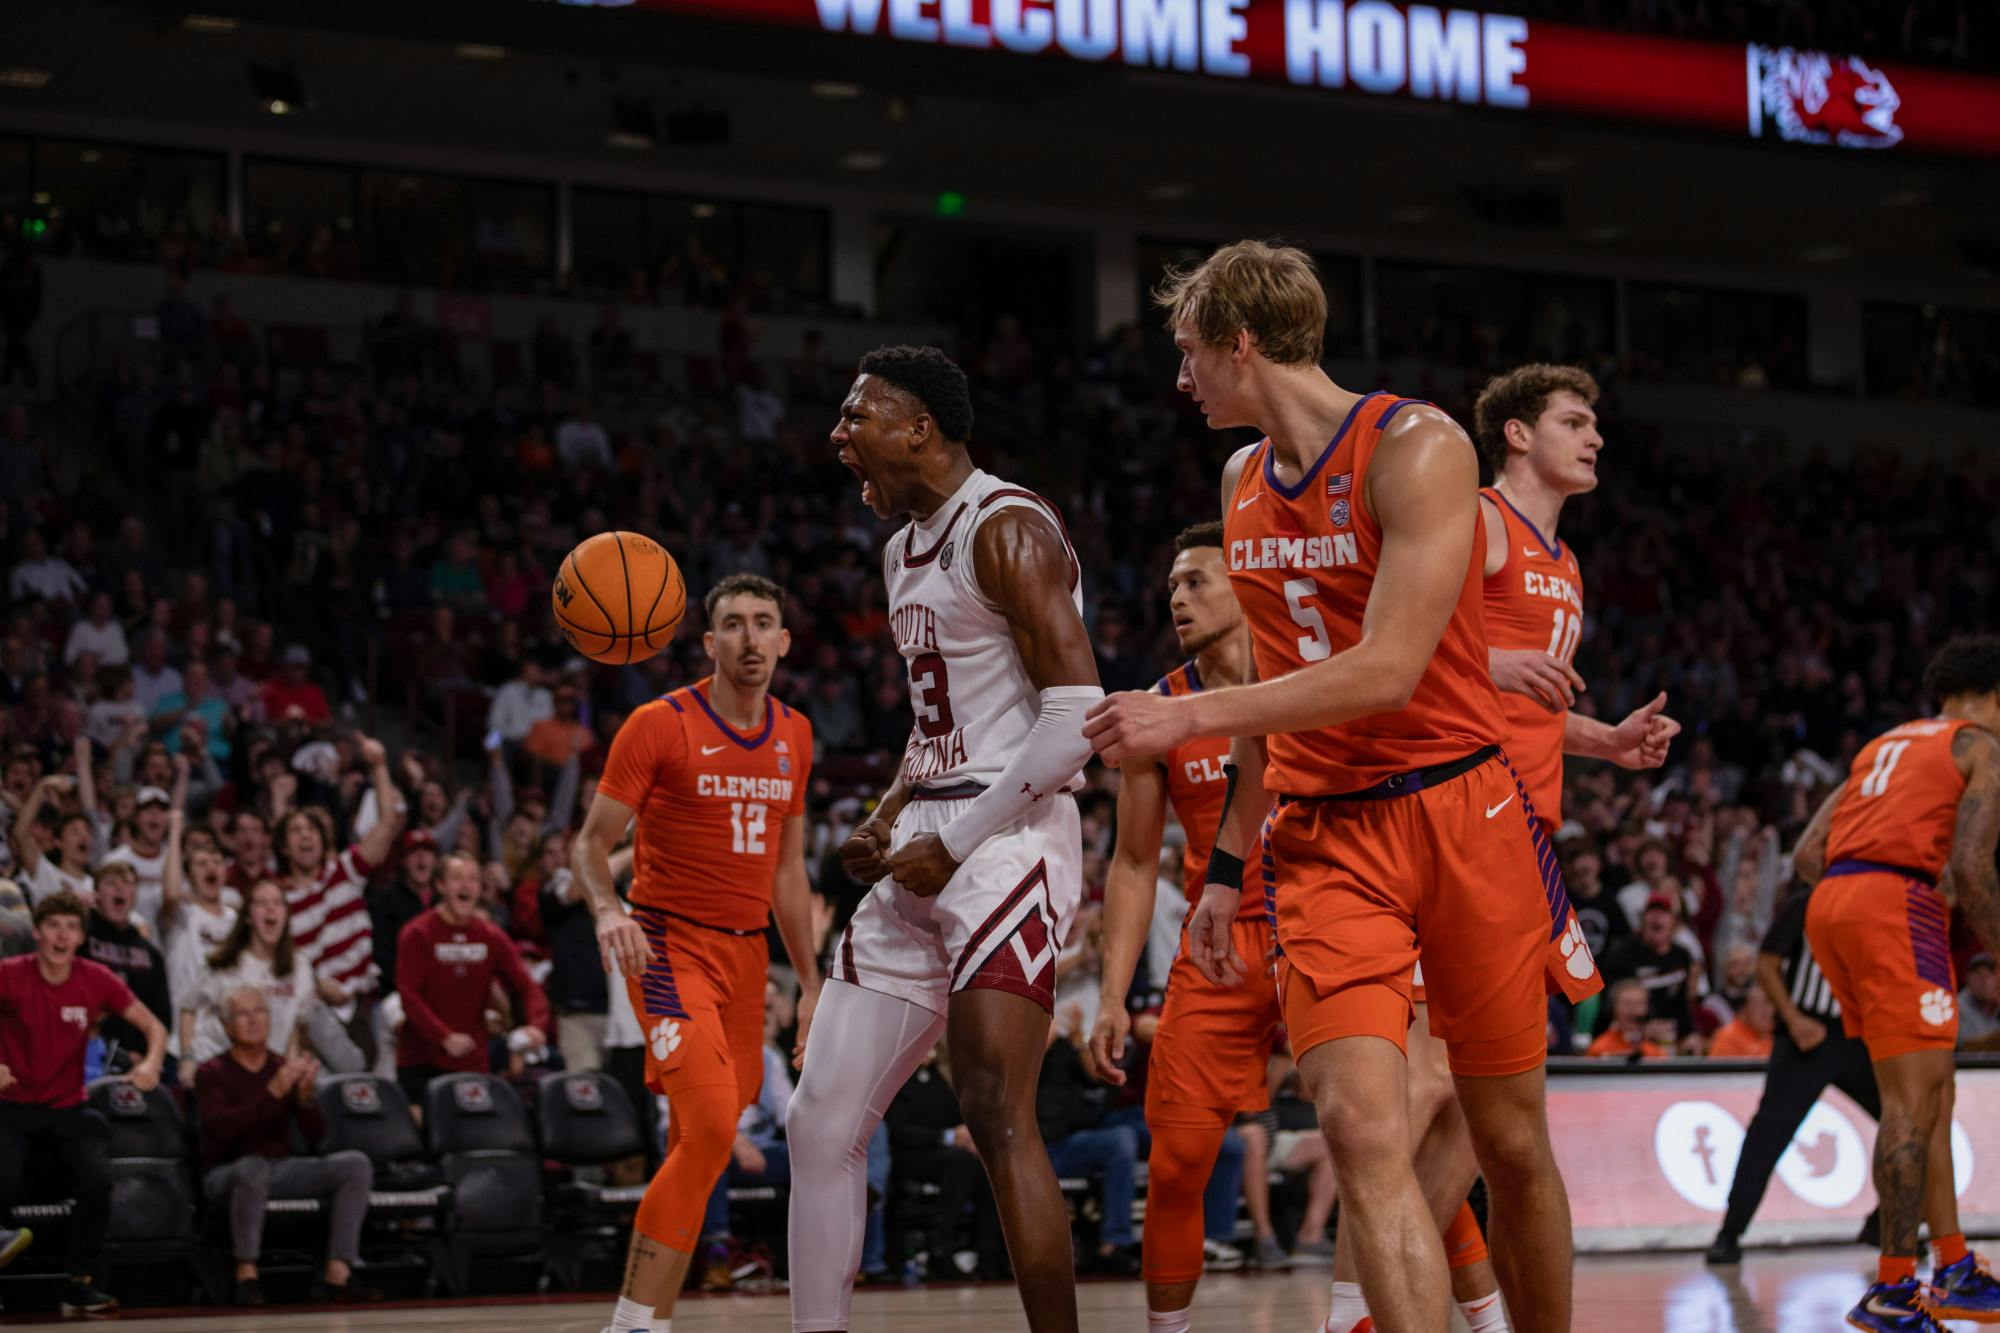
[789,345,1102,1333]
[576,574,821,1333]
[1086,241,1601,1332]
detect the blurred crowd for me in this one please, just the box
[2,251,1999,1301]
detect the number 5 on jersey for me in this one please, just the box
[730,801,767,855]
[1285,577,1332,663]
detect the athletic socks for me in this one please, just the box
[1460,1293,1510,1332]
[1147,1308,1194,1332]
[1880,1254,1918,1285]
[1324,1280,1369,1333]
[1937,1233,1969,1269]
[607,1296,655,1332]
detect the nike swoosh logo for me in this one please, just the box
[701,744,727,756]
[1237,493,1263,510]
[1524,546,1543,558]
[1468,1298,1497,1313]
[1485,794,1516,819]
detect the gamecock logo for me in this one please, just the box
[1751,45,1903,150]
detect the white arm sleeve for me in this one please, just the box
[937,685,1103,863]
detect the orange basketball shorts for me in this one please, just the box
[627,905,769,1106]
[1145,914,1283,1126]
[1805,865,1959,1061]
[1411,812,1562,1007]
[1267,752,1601,1078]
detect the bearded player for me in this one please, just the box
[577,574,822,1333]
[1086,241,1602,1331]
[1087,520,1277,1330]
[790,345,1102,1333]
[1795,636,2000,1330]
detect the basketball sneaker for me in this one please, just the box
[1846,1279,1946,1331]
[1931,1252,2000,1321]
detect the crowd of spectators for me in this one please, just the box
[0,251,1997,1307]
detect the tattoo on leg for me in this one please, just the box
[1876,1120,1930,1257]
[624,1233,663,1295]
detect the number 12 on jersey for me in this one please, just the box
[729,801,768,855]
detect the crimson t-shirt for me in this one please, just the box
[0,955,136,1109]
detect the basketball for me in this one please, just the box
[551,531,686,665]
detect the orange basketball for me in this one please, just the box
[551,531,686,665]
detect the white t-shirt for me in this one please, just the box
[103,843,169,932]
[192,950,319,1064]
[166,895,240,1017]
[27,856,94,907]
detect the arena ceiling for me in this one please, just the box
[3,0,1998,297]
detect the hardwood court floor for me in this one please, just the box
[10,1249,1988,1331]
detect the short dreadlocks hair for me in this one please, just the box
[856,345,974,443]
[1924,635,2000,706]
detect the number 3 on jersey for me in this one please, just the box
[729,801,767,855]
[909,651,956,739]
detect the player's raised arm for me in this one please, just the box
[1089,753,1169,1082]
[884,508,1102,897]
[1948,726,2000,952]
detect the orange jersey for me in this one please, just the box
[597,678,813,931]
[1479,487,1585,826]
[1224,392,1506,796]
[1154,661,1239,913]
[1826,717,1973,879]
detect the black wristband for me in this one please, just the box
[1205,849,1245,891]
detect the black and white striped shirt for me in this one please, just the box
[1762,888,1841,1023]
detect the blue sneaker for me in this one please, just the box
[1846,1279,1945,1332]
[1933,1252,2000,1322]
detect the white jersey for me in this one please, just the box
[885,468,1083,792]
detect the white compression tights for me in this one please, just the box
[787,979,947,1333]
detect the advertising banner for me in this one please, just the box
[573,0,2000,158]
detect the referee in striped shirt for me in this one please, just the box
[1706,882,1882,1264]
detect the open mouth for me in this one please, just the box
[840,455,879,508]
[1173,616,1194,633]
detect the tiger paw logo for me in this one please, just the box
[1919,988,1954,1027]
[648,1018,683,1060]
[1558,915,1596,980]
